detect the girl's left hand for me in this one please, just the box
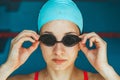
[79,32,109,71]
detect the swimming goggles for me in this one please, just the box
[39,34,81,47]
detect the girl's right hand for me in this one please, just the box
[6,30,40,70]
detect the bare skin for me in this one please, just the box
[7,67,104,80]
[0,20,119,80]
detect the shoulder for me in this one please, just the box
[75,68,105,80]
[87,72,105,80]
[7,73,35,80]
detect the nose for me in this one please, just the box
[53,42,65,56]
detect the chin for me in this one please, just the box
[53,65,67,71]
[50,63,73,71]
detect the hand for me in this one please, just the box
[79,32,108,71]
[7,30,40,70]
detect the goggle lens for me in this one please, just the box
[39,34,81,47]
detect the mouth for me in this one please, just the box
[52,58,67,64]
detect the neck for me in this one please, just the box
[46,65,76,80]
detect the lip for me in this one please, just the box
[52,59,67,64]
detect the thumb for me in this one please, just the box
[27,41,40,54]
[79,42,89,56]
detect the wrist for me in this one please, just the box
[0,62,18,80]
[98,64,119,80]
[5,61,19,71]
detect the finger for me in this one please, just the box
[27,41,40,54]
[22,30,39,36]
[89,36,103,48]
[89,39,93,47]
[14,30,39,42]
[89,37,95,47]
[79,42,89,55]
[79,32,97,44]
[23,30,40,38]
[79,33,87,44]
[79,33,85,38]
[15,37,36,48]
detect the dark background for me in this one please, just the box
[0,0,120,76]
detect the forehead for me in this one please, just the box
[40,20,80,35]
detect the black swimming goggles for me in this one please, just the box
[39,34,81,47]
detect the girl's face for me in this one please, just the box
[40,20,81,70]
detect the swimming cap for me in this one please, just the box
[38,0,83,33]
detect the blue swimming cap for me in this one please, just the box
[38,0,83,33]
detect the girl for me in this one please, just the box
[0,0,120,80]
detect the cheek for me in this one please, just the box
[40,44,52,60]
[66,45,79,60]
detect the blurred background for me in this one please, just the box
[0,0,120,76]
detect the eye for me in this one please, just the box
[40,34,56,46]
[62,35,81,46]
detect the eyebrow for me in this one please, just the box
[65,32,78,35]
[41,31,53,35]
[41,31,78,35]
